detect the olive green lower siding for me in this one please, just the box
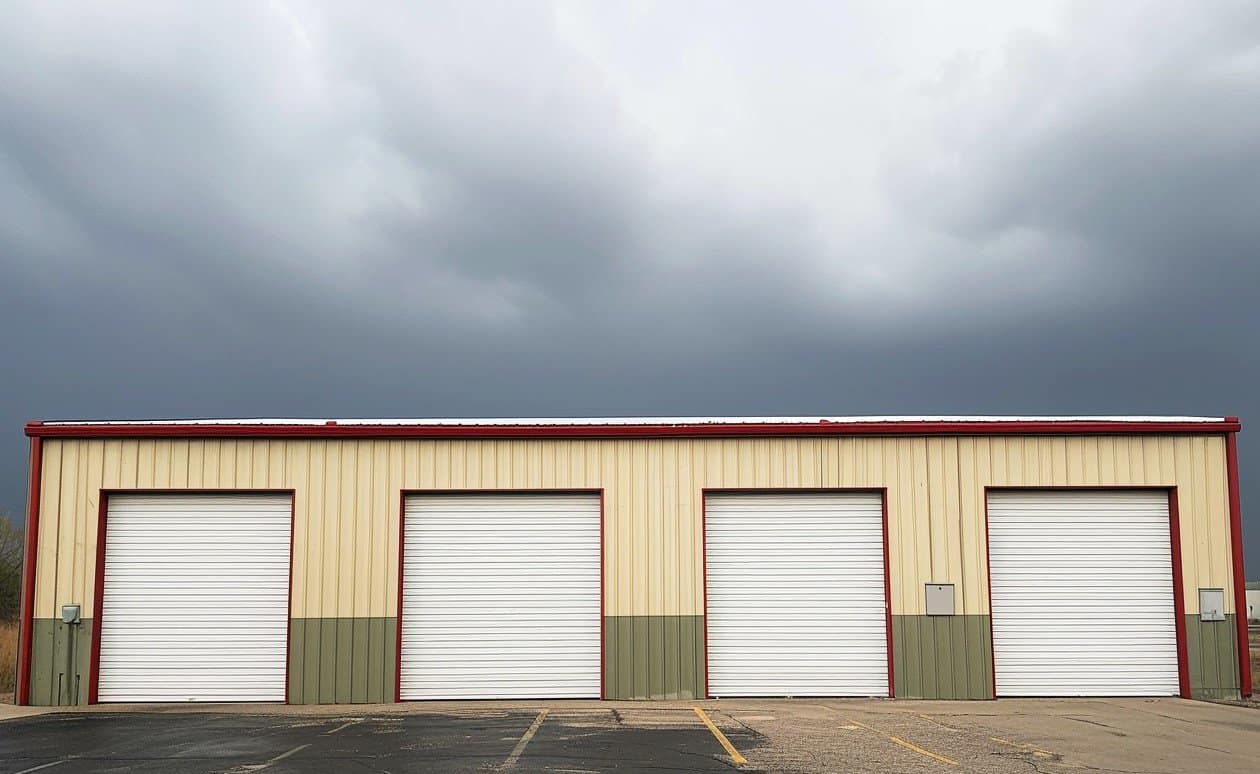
[893,614,1244,700]
[23,614,1246,706]
[26,618,92,706]
[288,618,397,704]
[892,615,993,699]
[1186,614,1241,700]
[604,615,705,700]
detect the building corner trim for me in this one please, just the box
[15,436,42,705]
[1167,489,1192,698]
[1224,424,1251,697]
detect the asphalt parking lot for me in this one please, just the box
[2,698,1259,773]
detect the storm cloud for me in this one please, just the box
[2,1,1259,564]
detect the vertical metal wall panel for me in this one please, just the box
[98,494,291,702]
[287,617,396,704]
[603,615,705,700]
[400,493,601,699]
[1185,614,1241,699]
[705,492,888,697]
[891,615,993,699]
[27,618,94,706]
[988,490,1180,697]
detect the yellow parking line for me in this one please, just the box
[887,735,958,766]
[694,707,748,766]
[916,713,958,731]
[500,709,548,770]
[847,718,958,766]
[990,736,1055,756]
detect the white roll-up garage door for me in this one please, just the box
[98,494,291,702]
[705,492,889,697]
[988,490,1180,697]
[400,493,601,699]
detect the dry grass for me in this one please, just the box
[0,620,16,697]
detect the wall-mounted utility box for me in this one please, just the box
[1199,588,1225,622]
[60,604,80,624]
[926,583,955,616]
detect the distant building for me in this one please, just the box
[1247,581,1259,623]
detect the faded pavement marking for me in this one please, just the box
[500,709,549,770]
[226,743,310,773]
[13,761,68,774]
[846,718,958,766]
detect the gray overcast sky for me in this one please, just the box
[2,1,1259,570]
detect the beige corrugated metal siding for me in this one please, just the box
[33,435,1237,622]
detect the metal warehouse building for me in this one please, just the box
[15,416,1251,706]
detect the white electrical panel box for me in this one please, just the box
[925,583,955,616]
[1199,588,1225,622]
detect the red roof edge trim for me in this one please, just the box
[24,419,1241,439]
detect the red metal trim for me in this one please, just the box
[16,437,42,705]
[399,488,607,494]
[88,493,107,704]
[700,490,710,699]
[25,419,1242,440]
[285,495,296,705]
[1225,427,1252,697]
[89,488,297,705]
[1167,489,1191,698]
[699,487,891,698]
[983,488,997,700]
[395,493,405,703]
[96,488,298,495]
[984,485,1186,491]
[599,489,606,701]
[984,486,1189,699]
[394,488,606,702]
[880,489,894,698]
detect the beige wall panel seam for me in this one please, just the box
[34,441,61,617]
[926,438,944,583]
[72,440,91,614]
[53,442,77,623]
[152,440,169,488]
[353,443,370,617]
[912,438,931,611]
[1204,437,1230,605]
[79,442,104,613]
[289,442,308,619]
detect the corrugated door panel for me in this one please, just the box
[988,490,1179,697]
[400,494,600,699]
[705,493,888,697]
[98,494,291,702]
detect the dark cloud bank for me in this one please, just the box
[2,2,1259,568]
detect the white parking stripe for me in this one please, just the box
[227,743,311,773]
[324,720,363,736]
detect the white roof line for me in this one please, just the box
[39,415,1227,426]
